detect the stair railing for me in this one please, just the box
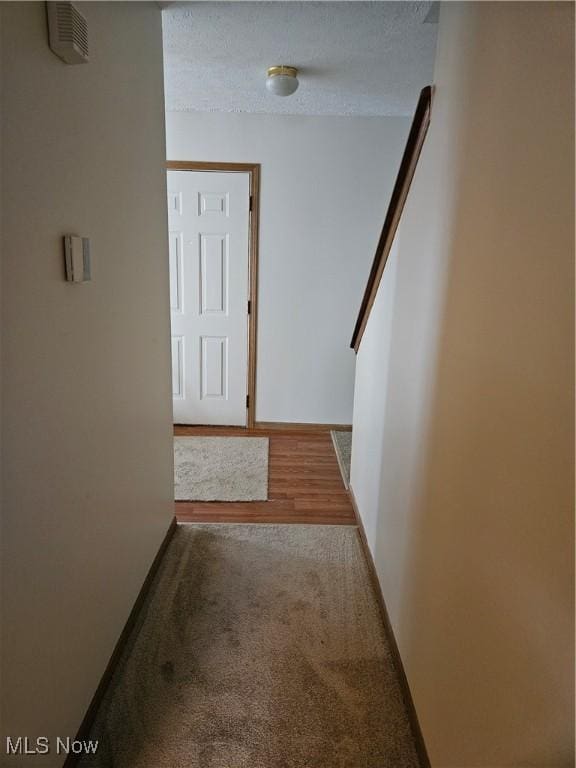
[351,86,434,353]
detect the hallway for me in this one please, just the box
[72,426,424,767]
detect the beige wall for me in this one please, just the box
[351,2,574,766]
[0,3,174,764]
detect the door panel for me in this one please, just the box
[168,231,183,312]
[201,336,227,399]
[200,233,228,314]
[167,170,250,425]
[171,336,184,398]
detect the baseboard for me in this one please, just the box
[254,421,352,432]
[173,422,353,433]
[348,486,431,768]
[64,516,178,767]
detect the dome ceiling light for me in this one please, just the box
[266,66,299,97]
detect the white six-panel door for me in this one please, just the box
[167,170,250,425]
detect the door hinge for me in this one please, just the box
[246,394,250,409]
[249,195,253,212]
[247,300,251,315]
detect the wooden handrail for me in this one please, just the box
[351,86,434,352]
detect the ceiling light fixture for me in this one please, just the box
[266,66,299,97]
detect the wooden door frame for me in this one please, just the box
[166,160,260,428]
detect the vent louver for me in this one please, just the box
[47,1,89,64]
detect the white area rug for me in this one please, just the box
[174,436,269,501]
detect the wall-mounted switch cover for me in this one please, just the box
[64,235,91,282]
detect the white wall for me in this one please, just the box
[349,238,399,549]
[166,111,409,424]
[351,2,574,766]
[1,4,174,764]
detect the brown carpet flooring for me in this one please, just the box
[80,524,419,768]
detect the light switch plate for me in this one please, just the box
[64,235,91,282]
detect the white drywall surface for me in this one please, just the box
[1,4,174,764]
[166,111,409,424]
[349,238,399,549]
[351,3,574,765]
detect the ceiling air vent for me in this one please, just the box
[47,1,89,64]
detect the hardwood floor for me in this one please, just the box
[174,425,356,525]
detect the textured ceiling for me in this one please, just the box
[162,2,438,116]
